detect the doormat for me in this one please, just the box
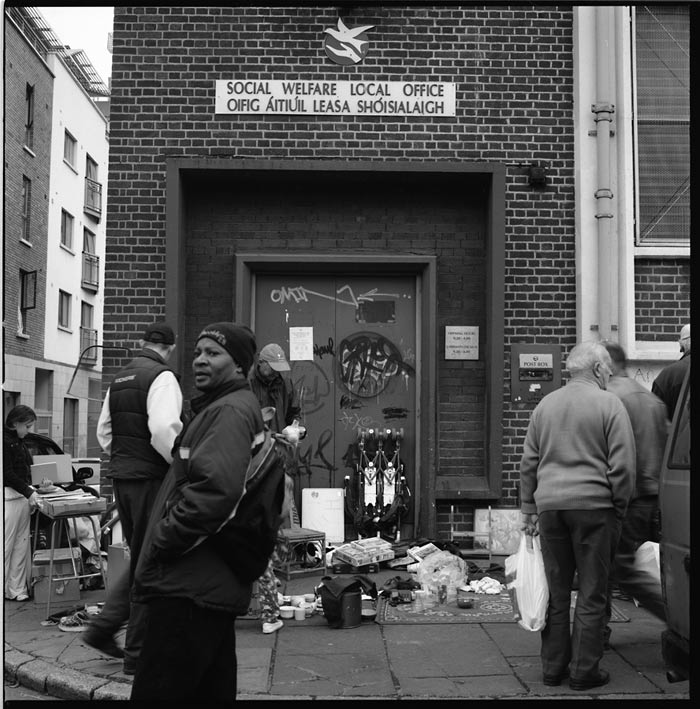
[375,592,515,624]
[376,593,630,625]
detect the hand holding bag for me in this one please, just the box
[505,533,549,632]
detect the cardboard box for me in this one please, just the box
[41,495,106,517]
[333,539,395,566]
[31,548,83,604]
[32,577,81,604]
[33,548,82,566]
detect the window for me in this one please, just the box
[18,270,36,336]
[61,209,74,249]
[84,154,102,216]
[58,290,72,329]
[80,301,98,361]
[634,5,690,245]
[81,301,94,330]
[63,130,77,167]
[22,176,31,242]
[86,155,98,181]
[83,228,96,255]
[82,227,99,290]
[25,83,34,149]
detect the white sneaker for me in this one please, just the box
[262,619,284,634]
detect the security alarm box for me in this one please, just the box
[510,344,561,404]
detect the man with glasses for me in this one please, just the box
[519,341,636,691]
[652,323,690,421]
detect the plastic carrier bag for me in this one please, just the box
[505,533,549,632]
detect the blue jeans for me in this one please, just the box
[538,509,618,681]
[131,597,237,702]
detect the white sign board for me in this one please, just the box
[289,326,314,361]
[445,326,479,360]
[518,353,553,369]
[215,80,456,117]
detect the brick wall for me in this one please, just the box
[635,259,691,340]
[3,19,53,359]
[107,6,685,530]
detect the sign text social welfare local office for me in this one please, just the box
[215,80,456,117]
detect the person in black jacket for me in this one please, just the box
[83,322,182,672]
[652,323,690,420]
[3,405,40,601]
[131,321,263,702]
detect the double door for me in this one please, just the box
[254,274,418,532]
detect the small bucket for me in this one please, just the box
[340,589,362,629]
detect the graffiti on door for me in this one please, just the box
[270,284,401,308]
[337,331,415,397]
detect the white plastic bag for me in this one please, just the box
[505,533,549,632]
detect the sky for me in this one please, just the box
[36,6,114,85]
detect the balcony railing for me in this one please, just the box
[84,177,102,218]
[82,252,99,291]
[80,327,98,363]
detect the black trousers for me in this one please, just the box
[538,508,618,681]
[130,597,238,703]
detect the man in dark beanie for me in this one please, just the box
[85,321,182,671]
[131,322,264,702]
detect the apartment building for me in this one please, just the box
[3,6,109,457]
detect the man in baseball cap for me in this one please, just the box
[249,344,297,432]
[258,343,291,372]
[142,322,175,345]
[248,342,300,636]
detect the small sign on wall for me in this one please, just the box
[445,326,479,360]
[289,326,314,361]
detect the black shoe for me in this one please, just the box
[569,669,610,691]
[123,662,136,676]
[543,668,569,686]
[83,627,125,659]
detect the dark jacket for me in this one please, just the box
[133,379,264,615]
[108,348,174,480]
[606,374,669,498]
[651,351,690,421]
[2,428,34,498]
[248,367,300,433]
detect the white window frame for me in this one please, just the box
[21,176,31,242]
[631,4,690,255]
[58,290,72,330]
[25,83,34,149]
[61,209,74,250]
[63,130,77,168]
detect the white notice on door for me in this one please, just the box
[289,327,314,361]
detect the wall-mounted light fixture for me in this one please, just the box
[527,165,547,188]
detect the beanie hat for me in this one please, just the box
[143,321,175,345]
[196,322,257,374]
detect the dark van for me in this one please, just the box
[658,366,690,682]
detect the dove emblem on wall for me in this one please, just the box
[324,18,374,65]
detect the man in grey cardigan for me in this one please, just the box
[519,341,636,691]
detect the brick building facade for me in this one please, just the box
[103,5,690,541]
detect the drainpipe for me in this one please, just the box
[592,5,617,342]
